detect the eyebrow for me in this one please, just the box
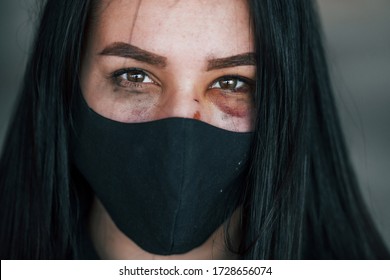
[99,42,256,70]
[207,53,256,71]
[99,42,167,68]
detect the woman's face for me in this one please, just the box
[81,0,255,132]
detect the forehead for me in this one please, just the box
[90,0,254,59]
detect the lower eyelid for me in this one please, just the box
[118,80,144,88]
[114,79,162,94]
[213,84,252,93]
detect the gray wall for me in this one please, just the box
[0,0,389,249]
[317,0,390,248]
[0,0,35,147]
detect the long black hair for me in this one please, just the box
[0,0,388,259]
[240,0,389,259]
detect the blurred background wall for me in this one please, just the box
[0,0,389,249]
[317,0,390,249]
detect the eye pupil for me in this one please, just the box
[219,78,237,90]
[127,71,145,83]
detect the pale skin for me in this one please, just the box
[80,0,255,259]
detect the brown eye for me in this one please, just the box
[126,71,147,83]
[210,76,252,92]
[113,68,155,88]
[219,78,238,90]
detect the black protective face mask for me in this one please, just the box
[71,93,253,255]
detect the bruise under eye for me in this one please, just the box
[208,89,254,118]
[207,76,255,118]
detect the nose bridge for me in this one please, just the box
[154,84,201,120]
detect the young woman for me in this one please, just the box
[0,0,388,259]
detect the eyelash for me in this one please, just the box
[111,68,254,93]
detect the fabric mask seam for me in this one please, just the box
[168,119,187,253]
